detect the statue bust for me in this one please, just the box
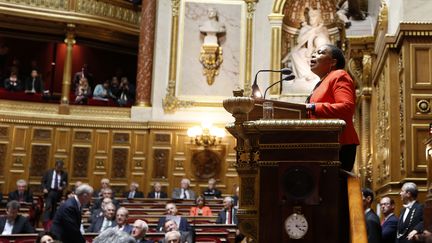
[199,8,226,45]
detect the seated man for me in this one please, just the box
[157,203,191,232]
[93,227,136,243]
[162,220,192,243]
[93,80,111,100]
[164,231,181,243]
[131,219,153,243]
[172,178,196,200]
[91,188,120,213]
[93,178,110,198]
[147,182,168,199]
[123,181,144,199]
[90,197,113,223]
[114,207,132,234]
[216,197,237,225]
[202,178,222,199]
[8,179,33,203]
[88,202,116,233]
[24,69,44,93]
[0,200,35,234]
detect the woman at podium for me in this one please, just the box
[305,44,359,172]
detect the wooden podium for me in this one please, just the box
[223,95,347,243]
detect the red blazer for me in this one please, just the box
[190,206,212,216]
[309,69,360,145]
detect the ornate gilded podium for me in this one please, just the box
[223,93,348,242]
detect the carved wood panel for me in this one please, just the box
[55,128,71,153]
[29,145,50,177]
[113,132,130,144]
[72,146,90,177]
[191,149,222,180]
[411,125,429,173]
[74,130,92,141]
[0,126,9,138]
[96,131,109,153]
[12,127,28,151]
[410,44,432,89]
[112,148,128,178]
[0,144,7,176]
[133,132,148,155]
[153,149,169,179]
[33,128,52,140]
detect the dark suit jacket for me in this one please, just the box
[160,230,193,243]
[41,169,68,191]
[147,191,168,199]
[202,188,222,198]
[216,208,238,225]
[50,197,84,243]
[0,215,34,234]
[365,209,382,243]
[157,216,191,232]
[91,197,120,213]
[123,190,144,199]
[396,202,424,243]
[24,77,44,93]
[118,224,133,234]
[382,214,398,243]
[87,216,116,233]
[8,190,33,203]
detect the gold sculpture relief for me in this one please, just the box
[76,0,139,25]
[199,45,223,85]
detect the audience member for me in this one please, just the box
[117,77,135,106]
[115,207,132,234]
[51,184,93,243]
[75,77,91,104]
[73,64,93,91]
[131,219,152,243]
[92,187,120,212]
[123,181,144,199]
[172,178,196,200]
[24,69,44,93]
[41,159,68,223]
[90,197,113,223]
[164,230,181,243]
[93,178,110,198]
[93,227,136,243]
[157,203,191,232]
[8,179,33,203]
[88,202,116,233]
[362,188,381,243]
[109,76,121,99]
[66,181,83,199]
[4,71,22,91]
[36,231,56,243]
[190,195,212,216]
[0,200,34,234]
[162,220,193,243]
[147,182,167,199]
[202,178,222,199]
[380,196,398,243]
[93,79,111,100]
[396,182,424,242]
[216,197,237,225]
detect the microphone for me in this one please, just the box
[263,74,295,99]
[251,68,292,98]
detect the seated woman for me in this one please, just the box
[36,231,56,243]
[93,79,110,100]
[190,195,212,216]
[75,77,92,104]
[4,71,22,91]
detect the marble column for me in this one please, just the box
[135,0,157,107]
[59,24,76,115]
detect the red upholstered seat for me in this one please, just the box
[0,238,9,243]
[195,236,222,243]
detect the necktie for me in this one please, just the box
[129,191,134,199]
[53,173,58,189]
[227,210,232,224]
[183,190,187,199]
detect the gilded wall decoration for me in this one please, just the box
[0,0,69,10]
[155,133,171,144]
[72,147,89,177]
[112,148,128,178]
[376,71,390,180]
[399,53,405,171]
[153,149,169,179]
[0,127,9,138]
[76,0,140,25]
[33,129,52,140]
[74,131,91,141]
[113,133,130,144]
[191,149,221,179]
[0,144,6,176]
[29,145,50,177]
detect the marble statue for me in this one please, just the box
[199,8,226,45]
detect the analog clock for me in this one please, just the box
[284,213,308,239]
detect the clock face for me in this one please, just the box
[284,213,308,239]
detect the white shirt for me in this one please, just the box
[402,200,416,222]
[128,191,135,198]
[1,220,13,235]
[225,208,234,224]
[180,189,189,199]
[50,171,60,189]
[155,192,160,199]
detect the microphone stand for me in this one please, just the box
[263,75,295,99]
[252,68,293,98]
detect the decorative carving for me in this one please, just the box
[155,134,171,144]
[199,45,223,85]
[162,80,194,113]
[113,133,130,143]
[3,0,70,11]
[153,149,169,179]
[241,177,255,206]
[74,131,91,141]
[191,149,221,179]
[72,147,89,177]
[96,159,105,169]
[29,145,50,177]
[376,72,390,179]
[171,0,181,17]
[0,144,6,176]
[0,127,9,137]
[112,148,128,178]
[76,0,140,25]
[399,64,405,171]
[417,99,431,114]
[34,129,51,140]
[245,0,257,19]
[238,219,258,242]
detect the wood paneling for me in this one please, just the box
[411,124,429,173]
[411,45,432,88]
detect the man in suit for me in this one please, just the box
[41,159,68,222]
[163,231,181,243]
[50,184,93,243]
[131,219,153,243]
[162,220,193,243]
[147,182,168,199]
[92,227,136,243]
[114,207,132,234]
[88,202,116,233]
[8,179,33,203]
[202,178,222,199]
[216,196,238,225]
[172,178,196,200]
[157,203,191,232]
[93,178,110,198]
[396,182,424,243]
[362,188,382,243]
[24,69,44,93]
[90,197,112,223]
[91,188,120,213]
[123,182,144,199]
[380,196,398,243]
[0,200,34,234]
